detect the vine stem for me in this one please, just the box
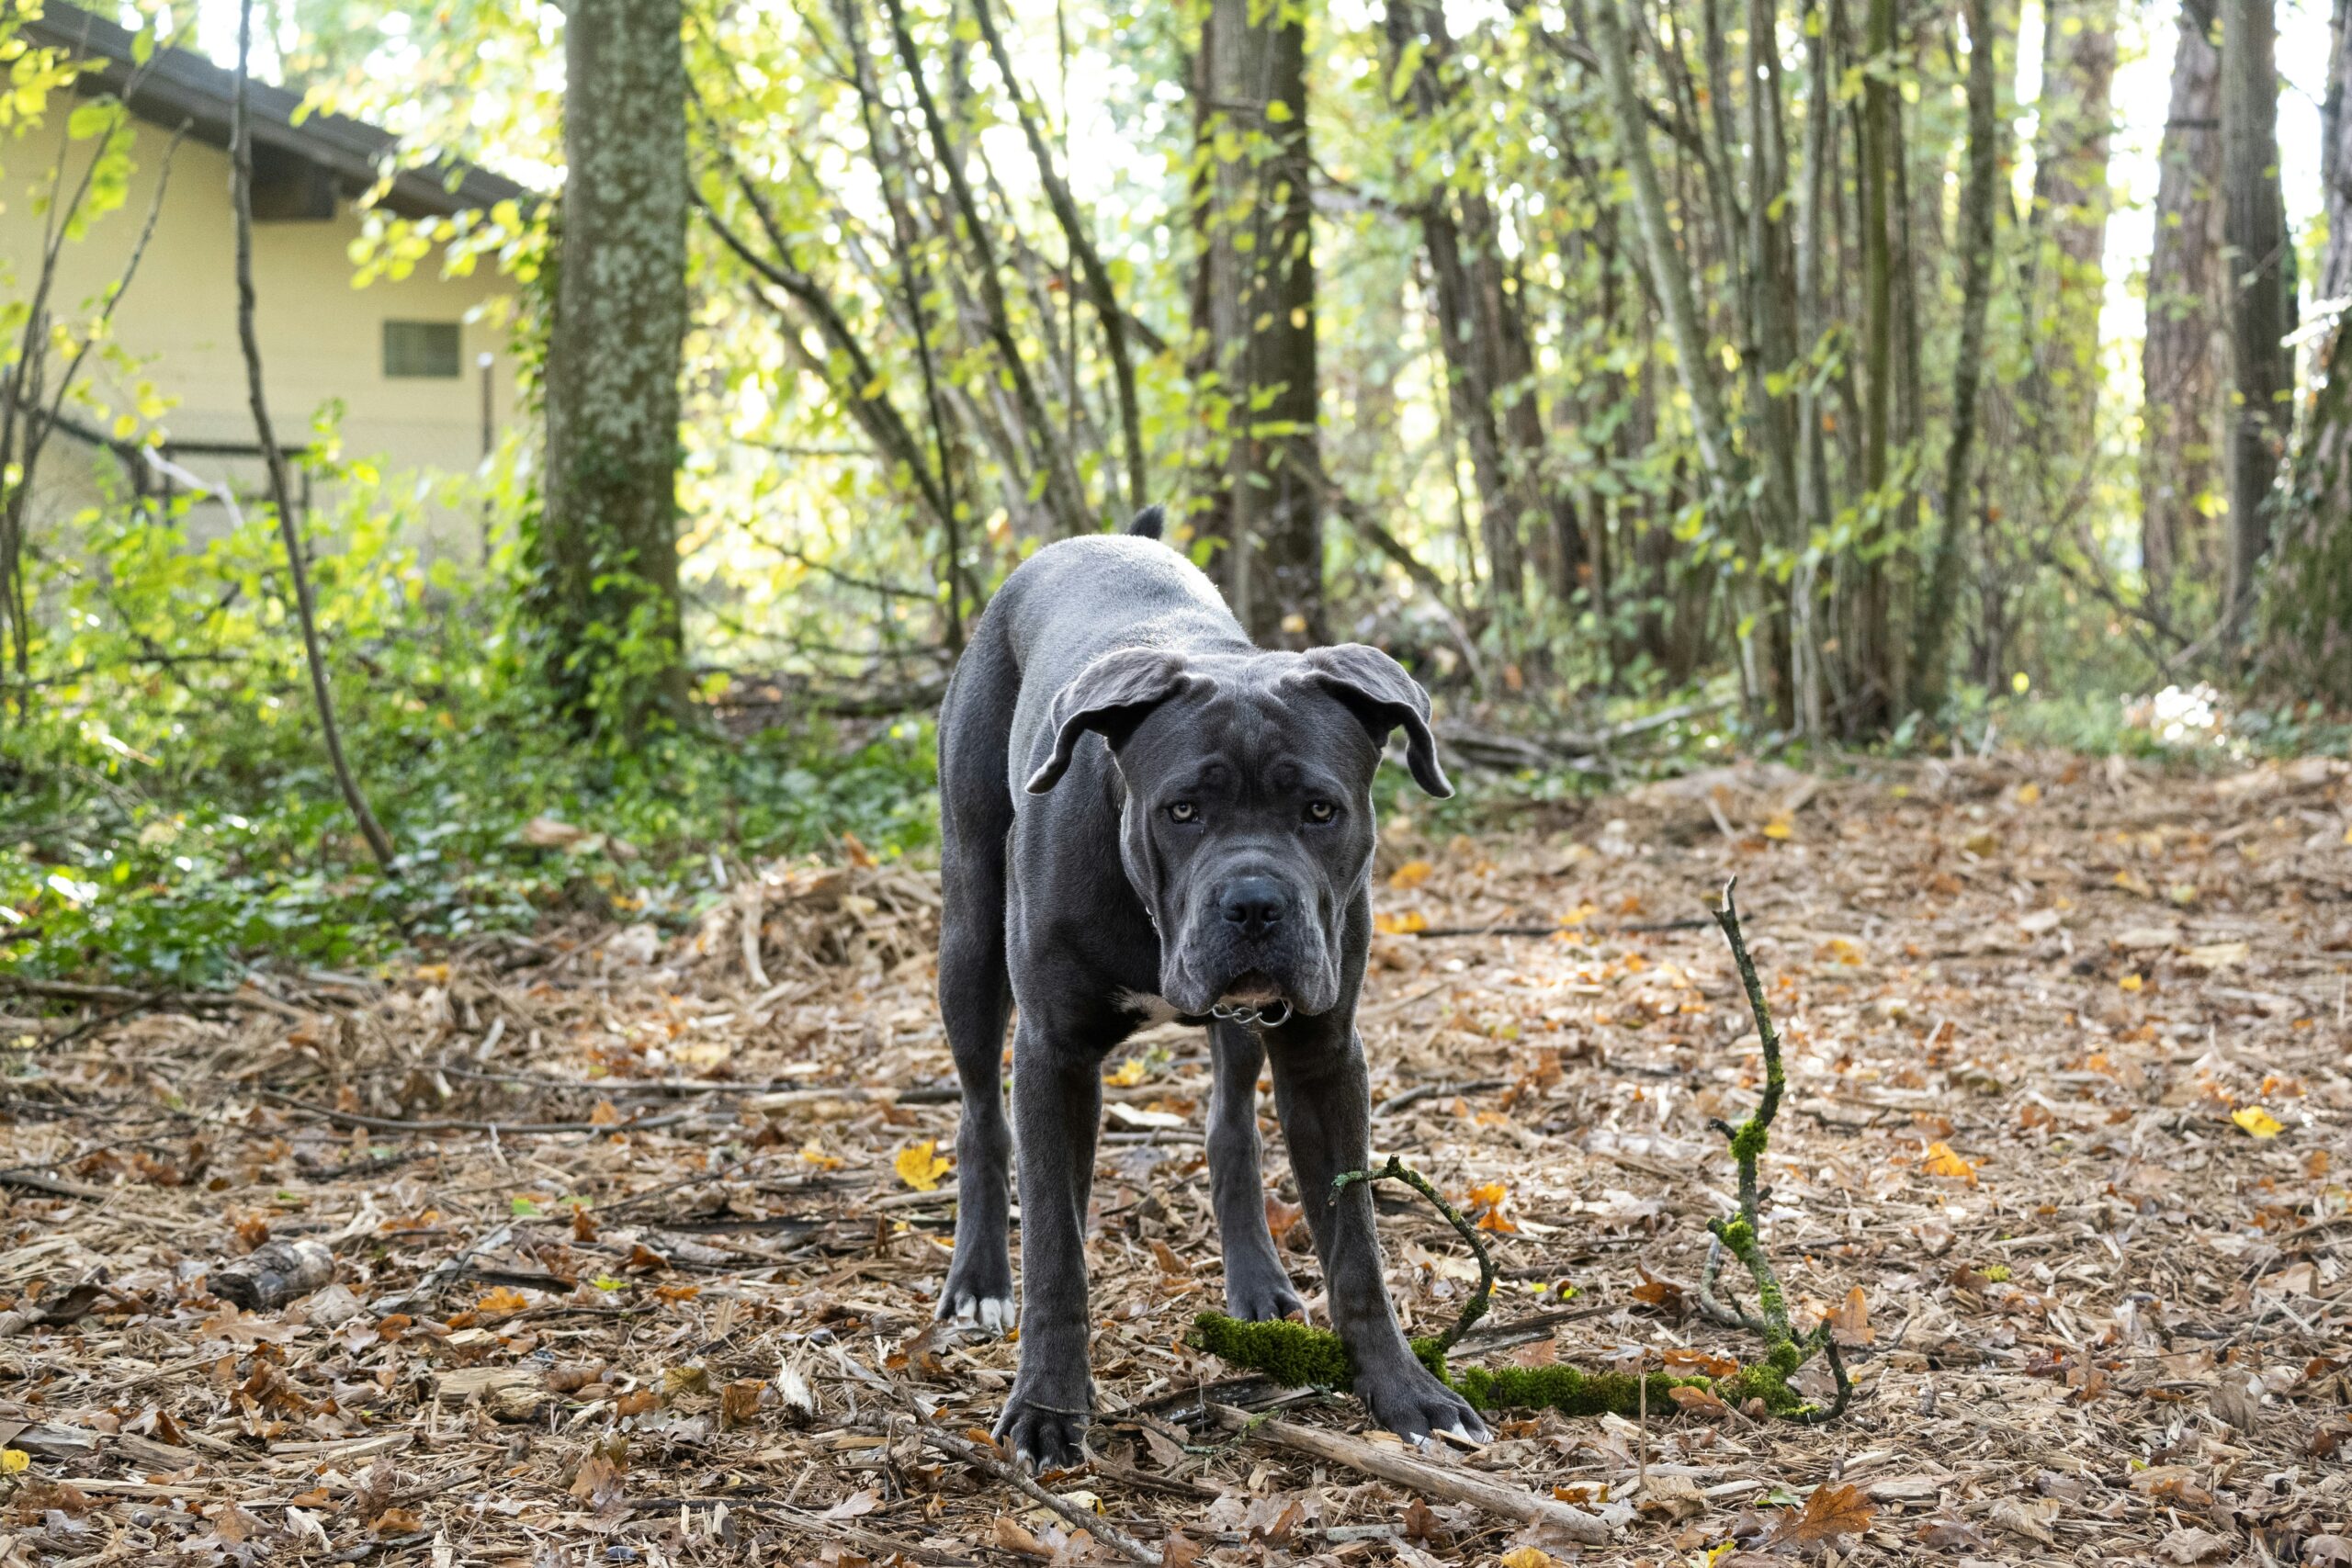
[1332,1156,1495,1354]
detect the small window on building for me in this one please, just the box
[384,321,462,379]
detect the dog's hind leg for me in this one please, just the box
[1205,1020,1306,1322]
[934,656,1018,1334]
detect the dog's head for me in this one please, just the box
[1025,644,1450,1018]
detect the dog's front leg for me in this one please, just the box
[1206,1020,1306,1321]
[995,1014,1100,1469]
[1266,1019,1488,1447]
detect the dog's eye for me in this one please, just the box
[1168,801,1198,823]
[1306,800,1336,824]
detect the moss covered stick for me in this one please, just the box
[1186,879,1851,1425]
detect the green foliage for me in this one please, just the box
[1,484,937,985]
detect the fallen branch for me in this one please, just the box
[260,1092,695,1137]
[1204,1403,1611,1543]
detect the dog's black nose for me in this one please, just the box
[1220,877,1287,936]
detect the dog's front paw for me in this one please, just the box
[992,1391,1091,1472]
[937,1255,1016,1337]
[1223,1261,1306,1323]
[1355,1360,1488,1448]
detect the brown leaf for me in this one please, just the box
[1769,1483,1875,1551]
[1148,1239,1191,1276]
[720,1378,765,1428]
[1161,1529,1202,1568]
[1828,1285,1873,1346]
[1668,1383,1732,1418]
[1264,1195,1303,1244]
[1659,1347,1740,1378]
[991,1515,1053,1560]
[1632,1267,1686,1314]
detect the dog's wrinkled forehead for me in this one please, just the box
[1119,656,1381,789]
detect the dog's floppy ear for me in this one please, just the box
[1025,648,1200,794]
[1298,644,1452,797]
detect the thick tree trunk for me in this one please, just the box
[2256,0,2351,701]
[2220,0,2294,634]
[2141,7,2226,604]
[1193,0,1322,645]
[540,0,689,727]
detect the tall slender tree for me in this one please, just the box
[2219,0,2294,637]
[538,0,690,728]
[1192,0,1322,644]
[2141,2,2226,604]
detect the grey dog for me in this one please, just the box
[932,506,1487,1469]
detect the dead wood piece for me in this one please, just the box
[1205,1403,1611,1543]
[0,1167,112,1201]
[209,1238,334,1311]
[435,1365,545,1419]
[260,1092,696,1136]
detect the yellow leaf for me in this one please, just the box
[1921,1142,1978,1184]
[799,1139,844,1170]
[2119,972,2143,992]
[1374,909,1428,935]
[2014,781,2041,805]
[895,1140,953,1192]
[1499,1550,1556,1568]
[1761,812,1794,840]
[1387,859,1435,889]
[0,1448,28,1472]
[1104,1057,1148,1088]
[2232,1106,2284,1139]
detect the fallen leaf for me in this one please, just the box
[1498,1549,1558,1568]
[1668,1384,1731,1418]
[1388,859,1435,888]
[895,1139,954,1192]
[822,1488,881,1521]
[1374,909,1430,934]
[1828,1285,1873,1345]
[1769,1483,1874,1550]
[2231,1106,2284,1138]
[1921,1142,1979,1184]
[991,1516,1052,1559]
[2156,1527,2234,1563]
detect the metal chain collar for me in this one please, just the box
[1207,999,1292,1030]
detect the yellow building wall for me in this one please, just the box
[0,107,520,558]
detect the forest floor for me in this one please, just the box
[4,752,2351,1567]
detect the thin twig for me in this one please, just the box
[230,0,395,868]
[902,1420,1162,1565]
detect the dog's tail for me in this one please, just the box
[1126,504,1166,540]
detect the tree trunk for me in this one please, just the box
[2141,6,2226,605]
[1849,0,1901,734]
[1910,0,2003,714]
[1193,0,1322,645]
[2026,0,2120,455]
[2220,0,2294,635]
[2256,0,2351,701]
[540,0,689,728]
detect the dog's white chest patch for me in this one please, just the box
[1114,989,1182,1023]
